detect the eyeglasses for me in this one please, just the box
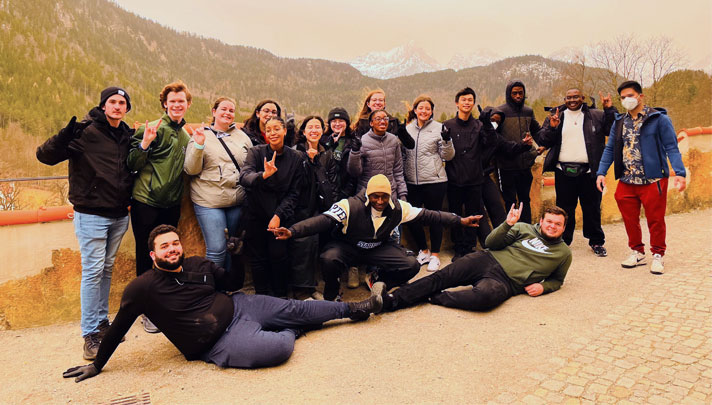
[260,109,278,115]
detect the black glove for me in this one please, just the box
[440,125,451,141]
[57,116,90,144]
[350,136,362,152]
[225,229,246,256]
[479,109,493,130]
[63,364,99,383]
[395,120,415,149]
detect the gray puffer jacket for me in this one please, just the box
[404,119,454,185]
[347,130,407,199]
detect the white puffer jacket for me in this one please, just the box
[404,119,454,185]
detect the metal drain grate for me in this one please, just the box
[102,392,151,405]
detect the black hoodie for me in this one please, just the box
[36,107,133,218]
[495,80,541,170]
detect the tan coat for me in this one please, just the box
[184,125,253,208]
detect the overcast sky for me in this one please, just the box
[112,0,712,69]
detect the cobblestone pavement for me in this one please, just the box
[488,227,712,404]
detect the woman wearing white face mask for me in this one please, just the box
[184,97,253,273]
[403,95,454,271]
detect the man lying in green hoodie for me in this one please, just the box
[374,203,572,312]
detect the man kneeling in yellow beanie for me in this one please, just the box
[271,174,481,300]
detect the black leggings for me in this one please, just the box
[406,182,447,253]
[130,199,181,277]
[391,251,514,311]
[477,175,506,246]
[498,168,532,224]
[244,215,290,297]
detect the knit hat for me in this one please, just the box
[366,174,391,196]
[327,107,350,127]
[100,86,131,112]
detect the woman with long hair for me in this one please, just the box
[185,97,252,274]
[403,95,454,271]
[242,100,295,147]
[352,89,414,149]
[239,117,303,297]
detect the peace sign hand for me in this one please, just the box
[140,120,161,150]
[192,122,206,146]
[262,151,278,179]
[599,91,613,108]
[307,147,318,161]
[549,108,561,128]
[505,203,523,226]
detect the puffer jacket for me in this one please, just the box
[128,113,191,208]
[347,130,407,199]
[404,119,454,185]
[184,124,253,208]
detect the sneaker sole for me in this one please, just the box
[621,262,646,268]
[650,270,664,275]
[370,281,386,298]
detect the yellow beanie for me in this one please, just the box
[366,174,391,196]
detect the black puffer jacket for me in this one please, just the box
[443,115,495,186]
[536,103,616,176]
[36,107,133,218]
[293,142,338,221]
[495,80,541,170]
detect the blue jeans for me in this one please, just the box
[193,203,243,269]
[73,212,129,336]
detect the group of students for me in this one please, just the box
[41,77,686,376]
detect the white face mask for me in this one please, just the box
[621,96,639,111]
[491,121,499,130]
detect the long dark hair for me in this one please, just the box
[352,89,385,131]
[243,99,281,134]
[295,115,325,145]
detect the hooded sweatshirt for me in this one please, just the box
[495,80,541,171]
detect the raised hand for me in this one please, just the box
[505,202,523,226]
[262,151,278,179]
[599,91,613,108]
[549,108,561,128]
[140,119,161,150]
[63,364,99,383]
[307,147,318,161]
[522,133,534,146]
[440,125,451,141]
[461,215,483,228]
[57,116,81,144]
[479,109,492,129]
[350,135,362,152]
[192,122,206,146]
[269,227,293,240]
[267,214,280,230]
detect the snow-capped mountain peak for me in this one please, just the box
[349,42,442,79]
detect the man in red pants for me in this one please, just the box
[596,80,687,275]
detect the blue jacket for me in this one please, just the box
[596,107,686,180]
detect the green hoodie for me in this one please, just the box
[128,114,190,208]
[485,221,572,294]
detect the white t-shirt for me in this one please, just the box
[558,108,588,164]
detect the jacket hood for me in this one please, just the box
[505,80,526,109]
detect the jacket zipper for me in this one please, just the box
[415,126,421,184]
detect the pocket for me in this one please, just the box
[199,170,221,182]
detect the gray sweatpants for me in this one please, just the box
[201,293,349,368]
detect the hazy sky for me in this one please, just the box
[112,0,712,69]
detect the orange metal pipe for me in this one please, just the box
[0,206,74,226]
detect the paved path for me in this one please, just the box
[0,209,709,404]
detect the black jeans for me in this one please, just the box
[391,251,514,311]
[477,175,505,246]
[320,240,420,301]
[498,168,532,224]
[447,184,485,255]
[244,215,290,297]
[554,169,605,246]
[406,182,447,253]
[130,199,181,277]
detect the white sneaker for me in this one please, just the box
[427,256,441,272]
[142,315,160,334]
[650,254,664,275]
[621,250,646,268]
[416,250,431,265]
[347,266,360,289]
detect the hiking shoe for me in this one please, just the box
[416,250,431,265]
[347,266,360,289]
[370,281,389,313]
[142,315,160,334]
[650,254,664,275]
[83,333,100,361]
[621,250,646,268]
[97,319,125,342]
[364,272,379,291]
[427,256,441,272]
[347,294,382,321]
[591,245,607,257]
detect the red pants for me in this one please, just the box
[614,178,668,256]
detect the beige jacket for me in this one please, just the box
[184,125,253,208]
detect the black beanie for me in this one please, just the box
[100,86,131,112]
[327,107,350,127]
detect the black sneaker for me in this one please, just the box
[97,319,125,342]
[591,245,607,257]
[347,294,383,321]
[83,333,100,361]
